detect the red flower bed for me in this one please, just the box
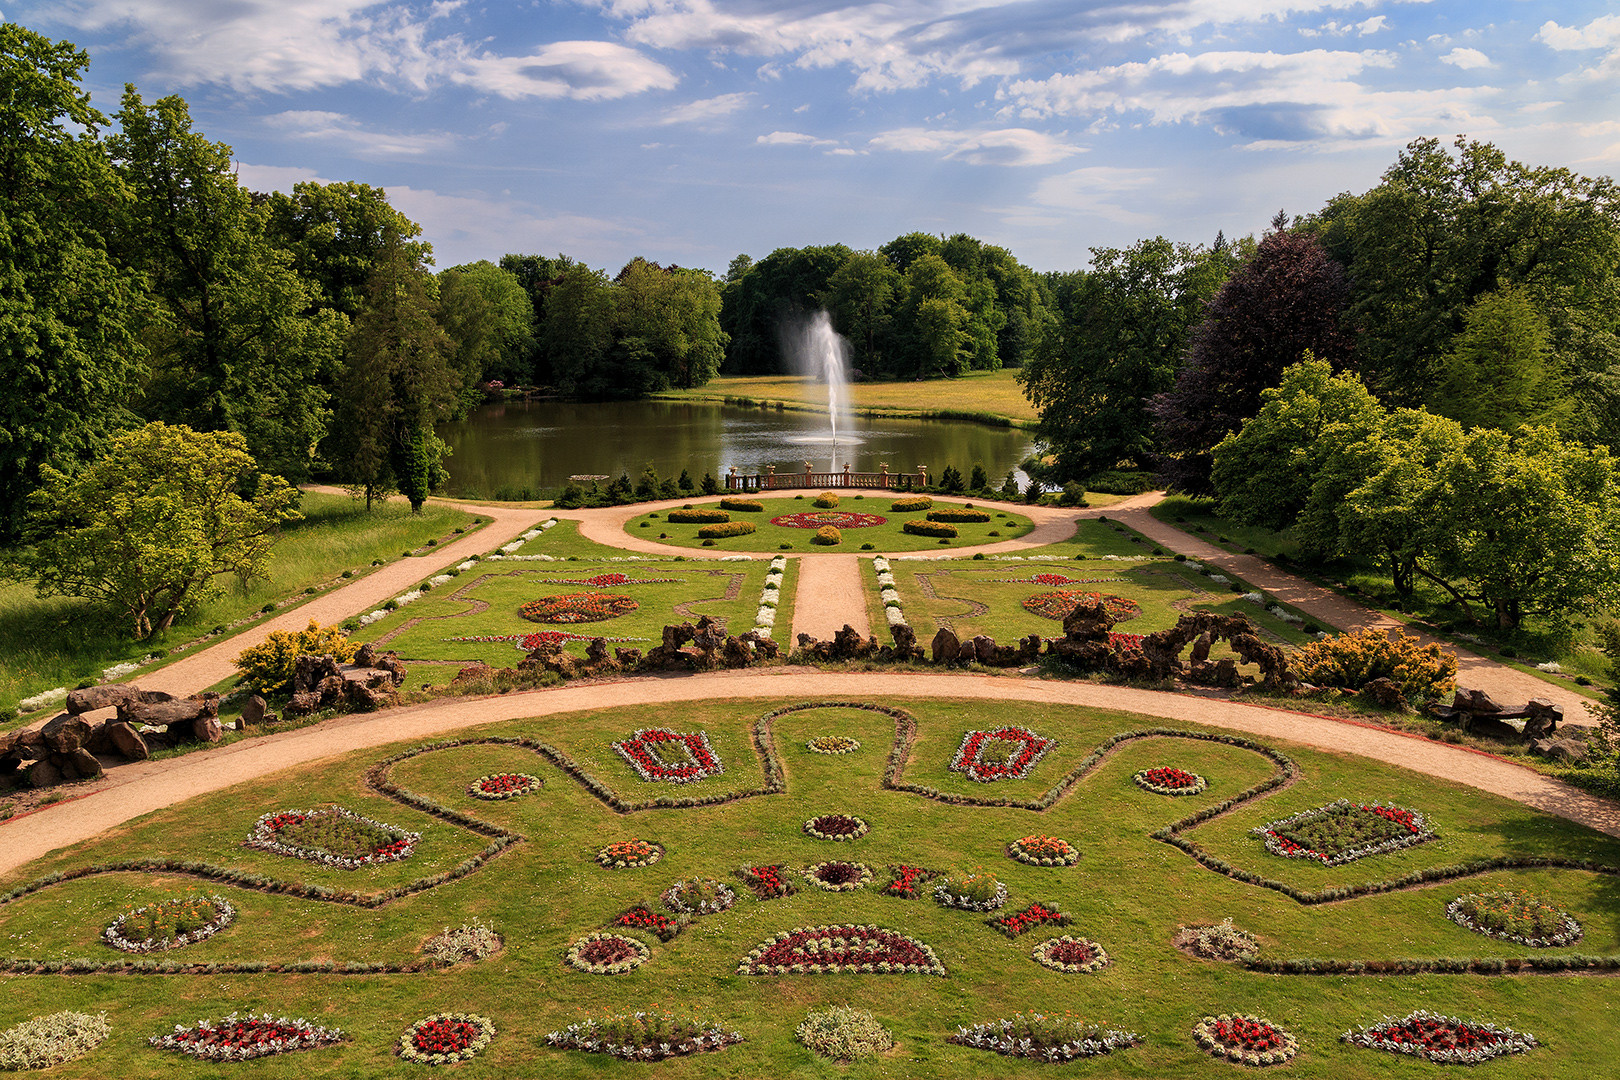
[883,864,940,898]
[1133,766,1208,796]
[1253,799,1435,865]
[989,901,1070,938]
[612,728,724,783]
[398,1013,495,1064]
[1021,590,1142,621]
[949,726,1054,782]
[150,1013,346,1060]
[467,772,540,800]
[1343,1011,1538,1064]
[1106,631,1145,649]
[519,593,639,624]
[611,906,682,941]
[737,925,946,975]
[769,511,887,529]
[1193,1014,1298,1066]
[736,864,795,900]
[804,813,869,841]
[557,572,677,587]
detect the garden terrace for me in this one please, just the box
[628,496,1033,552]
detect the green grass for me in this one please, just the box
[1,696,1617,1078]
[0,492,478,718]
[651,370,1040,425]
[633,496,1035,553]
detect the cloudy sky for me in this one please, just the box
[11,1,1619,273]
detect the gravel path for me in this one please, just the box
[790,554,870,642]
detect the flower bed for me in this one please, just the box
[949,1014,1139,1061]
[882,864,941,898]
[949,726,1055,782]
[398,1013,495,1064]
[423,920,502,964]
[1446,888,1583,947]
[1107,631,1145,649]
[797,1005,893,1061]
[597,838,663,869]
[770,511,887,529]
[1022,590,1142,621]
[557,572,678,587]
[104,893,235,953]
[1252,798,1435,865]
[0,1012,110,1071]
[804,813,869,841]
[934,872,1008,912]
[611,906,685,941]
[566,932,651,974]
[989,900,1069,937]
[150,1013,346,1060]
[803,861,872,892]
[1173,919,1259,962]
[519,592,639,624]
[445,630,645,652]
[1007,834,1079,866]
[467,772,541,800]
[1133,766,1208,796]
[1193,1014,1298,1067]
[661,877,737,915]
[1342,1011,1538,1065]
[807,735,860,754]
[737,925,945,976]
[1032,936,1110,973]
[546,1013,744,1060]
[245,807,420,869]
[611,728,724,783]
[736,864,795,900]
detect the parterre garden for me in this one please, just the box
[2,697,1617,1077]
[627,495,1035,552]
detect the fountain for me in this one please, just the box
[785,310,859,470]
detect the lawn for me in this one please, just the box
[628,495,1035,553]
[651,370,1040,425]
[1,695,1616,1079]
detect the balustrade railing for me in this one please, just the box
[725,466,927,491]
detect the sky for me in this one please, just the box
[9,1,1620,274]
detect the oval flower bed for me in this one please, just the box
[990,900,1069,937]
[398,1013,494,1064]
[934,872,1008,912]
[151,1013,346,1060]
[566,932,651,974]
[1133,766,1208,796]
[949,726,1055,782]
[949,1014,1139,1061]
[1193,1014,1298,1067]
[1342,1010,1538,1064]
[519,593,639,624]
[0,1011,111,1070]
[1252,798,1436,865]
[804,813,869,841]
[883,864,940,898]
[803,861,872,892]
[1446,888,1583,947]
[770,511,887,529]
[1007,834,1079,867]
[807,735,860,755]
[1033,936,1110,973]
[546,1013,745,1060]
[559,573,678,587]
[596,838,663,869]
[737,863,796,899]
[104,893,235,953]
[612,728,724,784]
[738,925,945,976]
[1021,590,1142,621]
[245,807,420,869]
[661,877,737,916]
[467,772,541,800]
[611,906,684,942]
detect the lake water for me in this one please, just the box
[437,399,1038,497]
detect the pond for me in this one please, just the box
[436,399,1038,498]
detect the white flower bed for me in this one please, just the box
[427,574,453,588]
[456,560,478,571]
[18,687,67,714]
[871,556,889,572]
[1241,592,1265,605]
[876,571,895,587]
[1267,604,1304,625]
[359,610,388,626]
[1209,574,1229,585]
[933,877,1008,911]
[104,894,236,953]
[756,607,776,627]
[488,553,559,561]
[880,588,900,605]
[720,554,752,562]
[392,589,423,607]
[245,807,421,870]
[1536,661,1561,673]
[753,556,788,637]
[149,1012,345,1061]
[100,661,141,682]
[872,557,908,630]
[885,607,907,627]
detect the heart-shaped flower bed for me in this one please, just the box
[934,872,1008,912]
[596,838,663,869]
[398,1013,494,1064]
[1446,888,1582,947]
[612,728,724,784]
[467,772,541,800]
[105,893,235,953]
[611,905,684,941]
[1033,936,1111,974]
[546,1013,745,1060]
[1022,590,1142,621]
[770,511,887,529]
[949,1014,1139,1061]
[807,735,860,754]
[662,877,737,915]
[519,593,638,624]
[566,932,650,974]
[1134,766,1208,796]
[804,813,869,841]
[882,864,941,898]
[738,925,946,976]
[1252,798,1435,865]
[804,861,872,892]
[950,727,1055,782]
[989,901,1069,937]
[737,864,795,899]
[1007,834,1079,866]
[1342,1010,1538,1064]
[246,807,420,869]
[1193,1014,1298,1067]
[151,1012,346,1060]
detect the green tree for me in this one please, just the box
[1430,287,1560,430]
[822,251,901,373]
[438,260,537,394]
[262,181,428,321]
[11,422,299,639]
[543,264,615,398]
[719,244,852,373]
[0,25,149,540]
[613,258,726,390]
[902,254,972,377]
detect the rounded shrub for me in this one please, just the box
[0,1011,111,1071]
[813,491,839,508]
[812,525,842,545]
[890,496,932,513]
[720,497,764,512]
[697,521,756,539]
[669,508,730,524]
[903,519,958,538]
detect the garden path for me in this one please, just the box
[789,555,871,642]
[4,669,1615,879]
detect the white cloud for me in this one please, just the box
[1028,165,1161,224]
[232,163,332,194]
[1537,16,1620,51]
[660,92,754,124]
[756,130,838,147]
[868,126,1083,166]
[1440,47,1492,70]
[1357,16,1387,36]
[384,185,647,267]
[455,41,679,100]
[262,111,458,158]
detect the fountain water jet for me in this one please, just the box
[784,310,860,471]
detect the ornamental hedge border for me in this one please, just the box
[668,508,730,523]
[890,497,932,512]
[719,498,763,512]
[927,508,991,523]
[698,521,756,539]
[902,519,957,538]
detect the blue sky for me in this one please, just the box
[10,1,1619,274]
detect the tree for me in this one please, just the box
[438,260,537,393]
[901,254,972,377]
[0,25,149,540]
[543,264,615,398]
[612,259,726,391]
[262,181,429,321]
[11,423,299,639]
[719,244,852,373]
[823,251,901,373]
[1430,287,1560,431]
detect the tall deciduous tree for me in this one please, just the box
[1430,286,1560,431]
[262,180,429,321]
[437,260,537,393]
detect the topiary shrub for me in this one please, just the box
[812,525,842,546]
[720,498,763,512]
[233,621,358,694]
[927,508,991,523]
[1059,481,1088,507]
[1292,628,1458,705]
[669,508,730,523]
[0,1011,111,1070]
[698,521,756,539]
[890,496,932,513]
[814,491,839,508]
[903,519,958,538]
[796,1006,895,1062]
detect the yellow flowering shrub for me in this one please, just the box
[1292,628,1457,705]
[234,621,359,693]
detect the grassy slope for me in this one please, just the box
[652,370,1040,425]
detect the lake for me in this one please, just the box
[437,399,1038,498]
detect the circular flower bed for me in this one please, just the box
[770,511,887,529]
[950,726,1055,782]
[1252,798,1435,865]
[661,877,737,915]
[1033,936,1111,973]
[104,893,235,953]
[398,1013,495,1064]
[1022,590,1142,621]
[1133,766,1208,796]
[934,872,1008,912]
[151,1013,346,1060]
[467,772,541,800]
[1446,888,1583,947]
[1193,1014,1298,1067]
[547,1013,745,1060]
[566,932,651,974]
[596,838,663,869]
[949,1014,1139,1061]
[1007,834,1079,867]
[803,861,873,892]
[737,924,945,976]
[0,1011,110,1070]
[1342,1010,1538,1064]
[807,734,860,754]
[519,592,638,624]
[804,813,869,841]
[245,807,419,869]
